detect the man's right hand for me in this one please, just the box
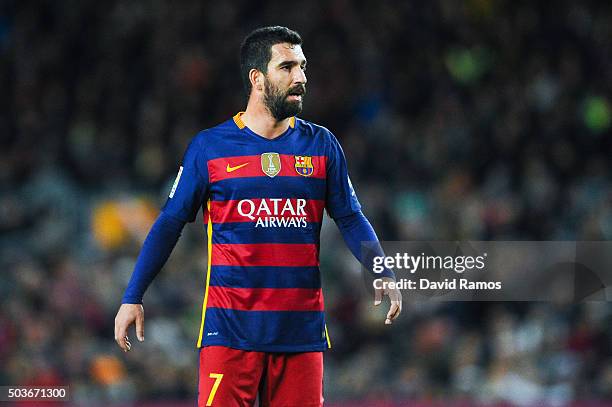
[114,303,145,352]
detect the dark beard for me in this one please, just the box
[263,79,305,121]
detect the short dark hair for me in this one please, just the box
[240,26,302,96]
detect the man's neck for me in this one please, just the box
[240,103,292,140]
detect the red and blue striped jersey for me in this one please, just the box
[162,112,361,352]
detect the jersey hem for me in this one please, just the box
[199,338,328,353]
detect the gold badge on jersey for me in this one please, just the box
[261,152,281,177]
[294,155,314,177]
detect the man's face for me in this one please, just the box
[262,43,307,121]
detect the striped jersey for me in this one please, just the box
[162,112,361,352]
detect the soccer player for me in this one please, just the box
[114,26,401,406]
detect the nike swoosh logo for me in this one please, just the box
[226,162,249,173]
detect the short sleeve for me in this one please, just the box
[325,132,361,219]
[161,134,208,222]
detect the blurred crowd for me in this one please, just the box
[1,0,611,405]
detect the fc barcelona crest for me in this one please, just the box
[294,155,314,177]
[261,152,281,177]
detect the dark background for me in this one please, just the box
[1,0,611,405]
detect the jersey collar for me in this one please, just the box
[233,112,296,130]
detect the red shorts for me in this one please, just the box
[198,346,323,407]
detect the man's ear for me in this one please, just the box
[249,69,263,92]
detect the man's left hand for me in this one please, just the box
[374,277,402,325]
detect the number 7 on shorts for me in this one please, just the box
[206,373,223,406]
